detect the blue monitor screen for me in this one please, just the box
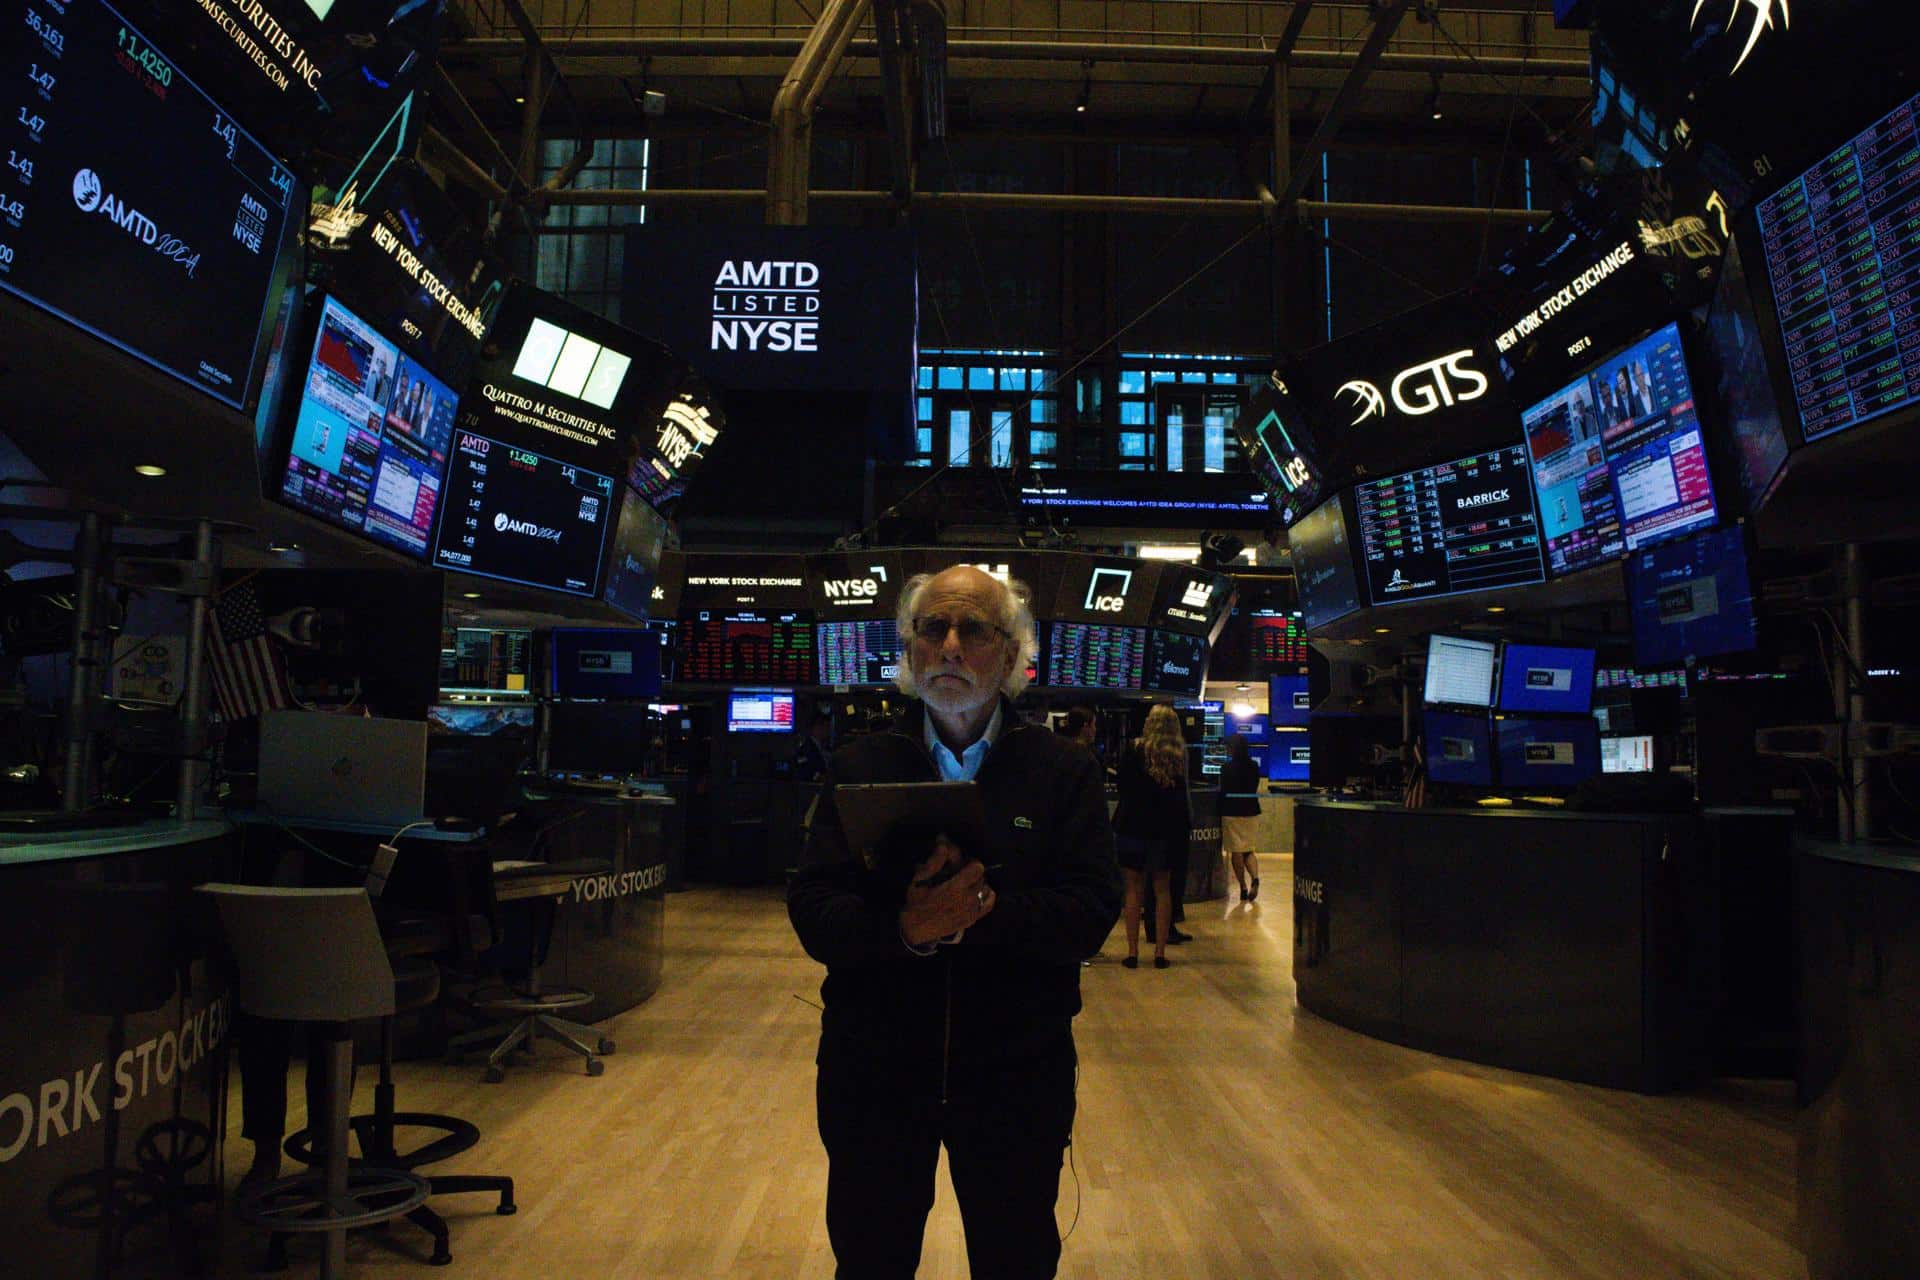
[1627,525,1758,668]
[1494,714,1601,788]
[550,629,664,700]
[1266,730,1311,782]
[1269,675,1311,727]
[728,690,796,734]
[1425,711,1494,786]
[1498,643,1597,714]
[1594,322,1719,552]
[1227,713,1269,744]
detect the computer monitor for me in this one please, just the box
[550,628,664,700]
[1291,494,1363,630]
[1703,236,1791,513]
[432,429,618,597]
[546,702,656,776]
[1145,629,1207,696]
[816,619,903,687]
[1592,322,1719,552]
[1269,675,1311,727]
[1601,735,1656,774]
[427,704,537,736]
[1424,710,1494,786]
[1494,714,1601,788]
[1353,445,1547,606]
[438,627,533,698]
[603,490,669,621]
[1497,643,1597,714]
[1627,525,1758,668]
[1521,366,1627,576]
[1424,635,1498,708]
[1267,730,1311,782]
[727,689,796,734]
[1249,609,1309,667]
[680,612,816,685]
[1042,622,1147,691]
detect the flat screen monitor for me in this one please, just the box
[1290,494,1363,630]
[728,689,796,734]
[1353,445,1547,607]
[1498,643,1597,714]
[681,611,815,685]
[1424,635,1498,708]
[1424,710,1494,786]
[603,491,669,621]
[438,627,533,697]
[550,628,664,701]
[1249,610,1309,667]
[1269,675,1311,727]
[1705,236,1791,512]
[1043,622,1146,691]
[1627,525,1758,668]
[1601,735,1656,774]
[1754,92,1920,444]
[0,0,297,408]
[1145,629,1207,696]
[1266,731,1311,782]
[432,430,616,597]
[279,295,459,559]
[428,704,537,737]
[1521,369,1627,576]
[1494,714,1601,788]
[546,702,655,776]
[1591,322,1719,552]
[816,620,903,687]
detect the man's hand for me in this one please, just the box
[899,836,996,945]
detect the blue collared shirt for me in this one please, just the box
[924,702,1003,781]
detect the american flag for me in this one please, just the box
[208,578,292,721]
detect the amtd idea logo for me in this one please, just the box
[72,168,200,276]
[494,512,562,541]
[1085,567,1132,614]
[1334,351,1488,427]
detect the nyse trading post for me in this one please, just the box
[432,432,615,597]
[1354,446,1547,606]
[1,0,296,406]
[1757,92,1920,443]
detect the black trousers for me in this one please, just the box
[817,1046,1076,1280]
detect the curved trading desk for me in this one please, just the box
[1796,840,1920,1279]
[1292,799,1710,1093]
[0,819,236,1278]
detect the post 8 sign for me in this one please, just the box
[621,224,917,393]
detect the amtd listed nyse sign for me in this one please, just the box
[711,260,820,353]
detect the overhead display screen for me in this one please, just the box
[1591,323,1717,551]
[1151,566,1231,637]
[1498,643,1596,715]
[681,611,814,685]
[432,430,616,597]
[1290,494,1363,631]
[817,619,902,687]
[279,295,458,559]
[1052,555,1161,628]
[0,0,296,407]
[1755,92,1920,444]
[1705,236,1792,513]
[1236,375,1325,526]
[1043,622,1146,691]
[1354,445,1547,606]
[1250,610,1308,667]
[1626,524,1758,669]
[1521,373,1626,576]
[602,489,668,621]
[1145,629,1207,696]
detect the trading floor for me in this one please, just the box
[220,864,1798,1280]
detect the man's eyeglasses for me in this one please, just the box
[910,615,1011,650]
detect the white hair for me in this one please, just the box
[893,565,1039,699]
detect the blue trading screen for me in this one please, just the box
[550,628,664,701]
[1495,714,1600,788]
[1756,92,1920,443]
[1627,525,1758,668]
[1266,731,1311,782]
[1498,644,1597,714]
[1425,710,1494,786]
[1593,323,1719,552]
[1269,675,1311,727]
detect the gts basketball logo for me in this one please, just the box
[1455,489,1509,510]
[494,513,562,541]
[824,565,889,601]
[1085,568,1133,614]
[1334,351,1488,426]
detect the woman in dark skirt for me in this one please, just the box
[1110,703,1190,969]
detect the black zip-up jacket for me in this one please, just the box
[787,698,1121,1087]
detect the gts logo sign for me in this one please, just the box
[1455,489,1509,510]
[1084,567,1133,614]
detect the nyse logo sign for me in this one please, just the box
[1334,351,1488,426]
[656,397,719,473]
[1085,567,1133,614]
[711,259,821,353]
[823,565,888,605]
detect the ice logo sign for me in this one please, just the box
[1691,0,1790,75]
[1085,568,1132,614]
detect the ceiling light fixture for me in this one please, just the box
[1374,626,1391,634]
[462,592,482,600]
[133,464,166,477]
[1426,74,1444,121]
[1486,604,1507,614]
[1076,59,1093,114]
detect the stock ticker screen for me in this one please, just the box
[1522,373,1626,575]
[1757,92,1920,443]
[431,431,615,597]
[1354,445,1547,606]
[680,611,814,684]
[1043,622,1146,691]
[816,619,902,686]
[439,627,533,697]
[1249,610,1308,667]
[1591,323,1718,551]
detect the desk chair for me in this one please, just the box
[200,886,431,1280]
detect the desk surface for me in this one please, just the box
[227,811,488,842]
[0,817,233,867]
[1796,837,1920,875]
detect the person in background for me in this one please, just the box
[1111,703,1190,969]
[793,709,833,784]
[1055,705,1098,754]
[788,564,1121,1279]
[1219,734,1263,902]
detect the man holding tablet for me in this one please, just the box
[788,563,1122,1279]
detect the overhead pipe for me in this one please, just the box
[1280,0,1412,208]
[768,0,873,225]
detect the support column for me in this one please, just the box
[1843,542,1870,843]
[176,520,216,821]
[60,512,102,813]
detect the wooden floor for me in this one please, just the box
[224,858,1805,1279]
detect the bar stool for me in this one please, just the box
[201,885,431,1280]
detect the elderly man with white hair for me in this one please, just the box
[788,562,1122,1280]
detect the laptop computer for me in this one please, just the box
[257,711,428,828]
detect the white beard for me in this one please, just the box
[917,669,994,717]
